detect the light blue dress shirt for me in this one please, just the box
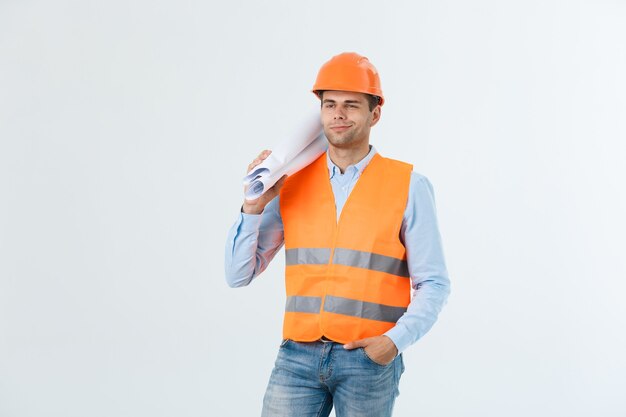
[225,146,450,354]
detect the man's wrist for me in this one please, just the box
[382,335,399,356]
[241,202,263,215]
[383,329,407,356]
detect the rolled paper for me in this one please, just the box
[243,112,327,200]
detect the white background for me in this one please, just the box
[1,1,625,416]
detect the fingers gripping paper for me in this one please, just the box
[243,113,328,200]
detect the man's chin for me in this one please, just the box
[327,140,349,149]
[326,136,353,148]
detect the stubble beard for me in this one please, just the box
[324,127,359,149]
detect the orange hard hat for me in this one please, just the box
[312,52,384,106]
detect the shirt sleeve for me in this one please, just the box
[384,174,451,354]
[224,196,285,287]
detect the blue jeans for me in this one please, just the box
[261,339,405,417]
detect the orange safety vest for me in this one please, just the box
[279,152,413,343]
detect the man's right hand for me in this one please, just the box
[242,150,287,214]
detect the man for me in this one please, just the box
[225,52,450,417]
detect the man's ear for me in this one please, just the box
[370,106,381,127]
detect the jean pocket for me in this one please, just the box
[280,339,291,348]
[360,347,393,367]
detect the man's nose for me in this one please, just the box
[333,107,346,119]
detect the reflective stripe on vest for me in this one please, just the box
[285,247,330,266]
[285,247,410,278]
[285,295,406,323]
[285,295,322,313]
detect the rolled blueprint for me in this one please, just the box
[243,112,327,200]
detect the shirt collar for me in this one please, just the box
[327,145,377,179]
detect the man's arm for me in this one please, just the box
[224,150,286,287]
[224,196,284,287]
[384,173,451,353]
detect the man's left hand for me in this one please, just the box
[343,335,398,366]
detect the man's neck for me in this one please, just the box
[328,143,371,174]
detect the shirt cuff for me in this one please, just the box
[237,211,263,233]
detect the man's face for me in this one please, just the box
[320,91,380,149]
